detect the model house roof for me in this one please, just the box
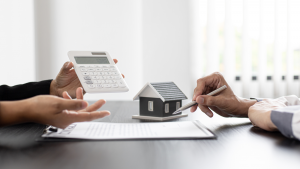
[133,82,188,102]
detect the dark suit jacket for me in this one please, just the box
[0,80,52,101]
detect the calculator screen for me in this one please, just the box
[74,57,110,64]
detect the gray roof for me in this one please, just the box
[150,82,187,101]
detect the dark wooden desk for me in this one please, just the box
[1,101,300,169]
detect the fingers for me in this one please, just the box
[198,105,214,117]
[54,99,88,111]
[195,95,225,117]
[76,87,84,100]
[193,72,224,101]
[113,59,118,64]
[66,110,111,122]
[196,95,223,107]
[55,110,110,128]
[84,99,106,112]
[189,102,214,117]
[112,59,125,78]
[190,104,198,112]
[60,61,74,74]
[62,91,72,99]
[62,88,84,100]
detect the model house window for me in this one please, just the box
[148,101,153,111]
[176,102,180,110]
[165,103,169,113]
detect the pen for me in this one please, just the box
[173,85,227,114]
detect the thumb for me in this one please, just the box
[60,61,74,74]
[56,99,88,111]
[196,95,222,107]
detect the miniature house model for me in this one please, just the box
[132,82,188,121]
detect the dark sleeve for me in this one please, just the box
[0,80,53,101]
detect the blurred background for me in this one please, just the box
[0,0,299,100]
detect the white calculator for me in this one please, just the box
[68,51,129,93]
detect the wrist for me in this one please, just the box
[0,100,30,126]
[50,80,59,97]
[238,98,257,118]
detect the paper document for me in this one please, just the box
[42,120,215,140]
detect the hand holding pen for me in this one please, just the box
[173,85,227,114]
[189,73,257,118]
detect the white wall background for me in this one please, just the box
[0,0,35,86]
[1,0,300,100]
[142,0,193,98]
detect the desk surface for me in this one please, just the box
[0,101,300,169]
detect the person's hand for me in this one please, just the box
[24,91,110,129]
[248,98,287,131]
[50,59,124,98]
[191,72,256,118]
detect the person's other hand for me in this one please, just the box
[248,98,287,131]
[25,93,110,129]
[191,72,256,118]
[50,59,124,98]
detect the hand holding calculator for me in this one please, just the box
[68,51,129,93]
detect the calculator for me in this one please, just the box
[68,51,129,93]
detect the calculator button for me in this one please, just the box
[98,76,103,79]
[103,76,107,79]
[83,76,91,80]
[97,80,102,83]
[104,72,109,75]
[112,84,119,88]
[103,68,109,71]
[113,80,117,83]
[114,76,121,79]
[88,68,95,71]
[105,80,113,83]
[89,84,96,88]
[106,76,112,79]
[80,68,88,71]
[96,68,102,71]
[93,80,98,84]
[116,80,126,88]
[85,80,93,84]
[89,72,94,75]
[96,84,102,88]
[110,68,116,71]
[93,72,98,75]
[101,80,106,83]
[103,84,111,88]
[91,76,99,79]
[112,72,118,75]
[82,72,89,75]
[99,72,105,75]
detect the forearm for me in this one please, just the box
[0,80,52,101]
[0,100,30,126]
